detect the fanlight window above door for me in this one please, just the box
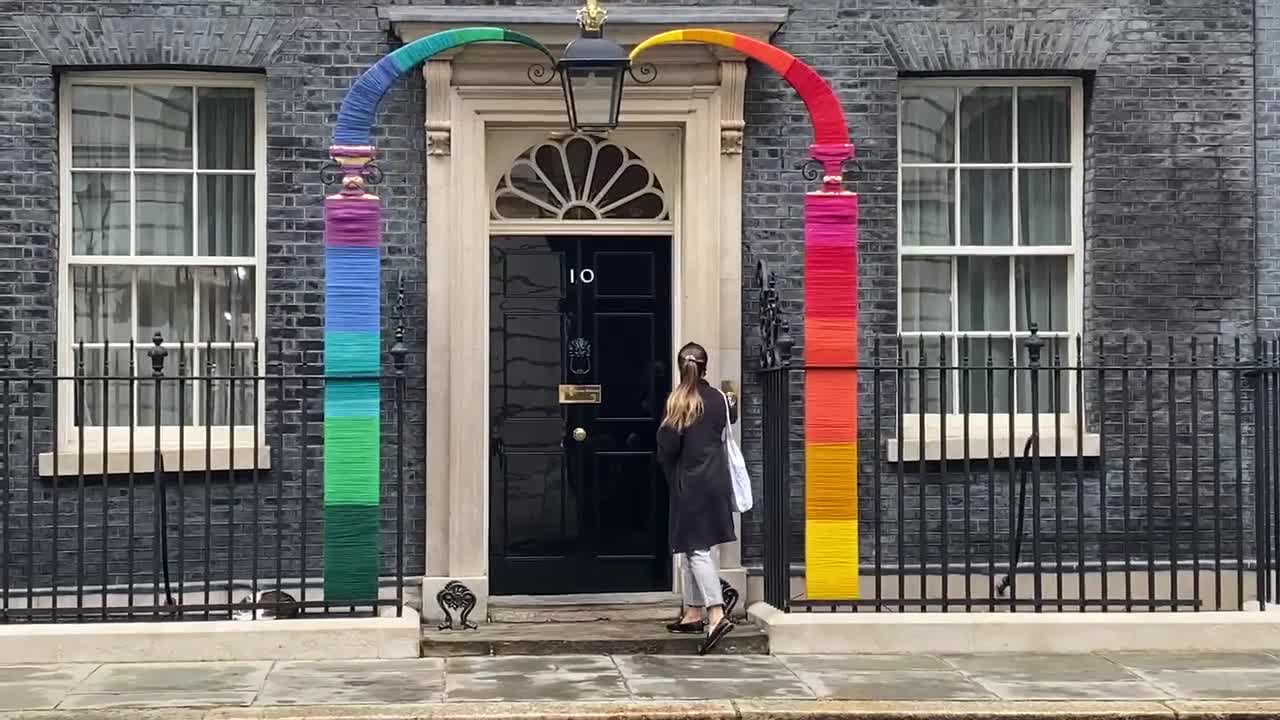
[492,134,669,221]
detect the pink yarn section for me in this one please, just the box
[325,199,382,247]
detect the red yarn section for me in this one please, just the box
[784,62,849,146]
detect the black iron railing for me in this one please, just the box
[0,328,414,623]
[753,262,1280,613]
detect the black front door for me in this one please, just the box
[489,235,673,595]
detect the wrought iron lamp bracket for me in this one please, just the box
[527,61,659,87]
[321,160,384,187]
[799,157,858,189]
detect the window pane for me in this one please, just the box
[1018,87,1070,163]
[1016,257,1069,332]
[137,174,194,255]
[902,336,944,413]
[199,175,254,256]
[198,267,255,342]
[138,267,194,343]
[1013,256,1075,333]
[202,349,256,427]
[134,85,193,169]
[901,258,951,332]
[1020,168,1071,246]
[957,257,1010,332]
[137,348,194,427]
[960,169,1012,246]
[960,87,1012,163]
[1017,337,1070,414]
[959,337,1013,414]
[73,347,131,427]
[71,173,130,255]
[71,85,129,168]
[73,267,132,342]
[197,87,255,170]
[901,88,955,164]
[901,168,954,246]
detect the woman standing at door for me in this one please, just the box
[657,342,738,655]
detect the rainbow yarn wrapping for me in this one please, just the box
[633,32,859,600]
[324,166,382,603]
[804,192,859,599]
[629,29,849,146]
[335,27,555,147]
[324,29,556,604]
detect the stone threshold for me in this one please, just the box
[5,700,1280,720]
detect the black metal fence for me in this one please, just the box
[0,329,414,623]
[754,268,1280,614]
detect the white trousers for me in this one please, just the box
[679,547,723,609]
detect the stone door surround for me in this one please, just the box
[383,5,789,622]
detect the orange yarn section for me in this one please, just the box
[807,443,857,521]
[807,319,858,367]
[805,369,857,444]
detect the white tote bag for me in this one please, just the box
[721,391,753,513]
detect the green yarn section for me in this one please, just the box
[324,412,380,505]
[389,27,553,73]
[324,504,380,603]
[325,331,380,376]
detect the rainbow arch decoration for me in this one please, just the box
[633,31,860,600]
[325,28,554,602]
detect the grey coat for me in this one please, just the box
[656,381,739,554]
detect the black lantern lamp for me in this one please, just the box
[540,0,656,133]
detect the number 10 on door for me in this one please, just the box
[569,268,594,284]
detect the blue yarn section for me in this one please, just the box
[326,247,380,333]
[334,57,402,146]
[325,379,380,418]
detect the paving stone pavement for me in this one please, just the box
[2,652,1280,711]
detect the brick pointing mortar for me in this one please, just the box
[0,0,1263,593]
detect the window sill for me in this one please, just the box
[38,443,272,477]
[887,431,1100,463]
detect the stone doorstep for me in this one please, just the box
[487,593,682,624]
[420,619,769,657]
[0,609,421,664]
[9,700,1280,720]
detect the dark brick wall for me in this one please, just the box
[0,0,1265,597]
[0,0,429,595]
[1261,0,1280,332]
[733,0,1259,570]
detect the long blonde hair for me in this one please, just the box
[662,342,708,431]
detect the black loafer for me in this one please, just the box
[698,618,735,655]
[666,619,706,634]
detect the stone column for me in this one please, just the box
[715,59,748,614]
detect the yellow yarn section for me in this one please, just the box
[806,518,860,599]
[806,442,859,600]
